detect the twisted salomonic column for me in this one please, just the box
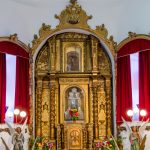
[92,82,99,139]
[57,124,61,150]
[35,76,43,136]
[50,78,56,140]
[82,124,87,150]
[105,76,112,135]
[41,76,50,138]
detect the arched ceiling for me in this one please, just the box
[0,0,150,44]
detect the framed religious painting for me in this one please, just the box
[62,42,84,72]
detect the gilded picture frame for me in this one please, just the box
[62,42,84,72]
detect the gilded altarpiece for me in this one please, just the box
[34,32,113,149]
[31,1,116,149]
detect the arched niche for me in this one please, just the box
[64,86,85,121]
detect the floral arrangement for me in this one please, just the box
[30,136,55,150]
[96,136,116,150]
[69,108,79,121]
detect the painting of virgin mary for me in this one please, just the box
[67,51,79,71]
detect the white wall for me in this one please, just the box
[0,0,150,44]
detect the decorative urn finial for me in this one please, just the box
[70,0,77,5]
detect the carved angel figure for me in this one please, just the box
[5,118,28,150]
[122,117,149,150]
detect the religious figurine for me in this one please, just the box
[12,127,24,150]
[122,117,149,150]
[65,87,84,120]
[129,126,141,150]
[23,128,30,150]
[5,118,28,150]
[66,51,80,71]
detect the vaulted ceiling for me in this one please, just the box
[0,0,150,44]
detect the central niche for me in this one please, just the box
[65,87,84,121]
[63,42,84,72]
[65,44,81,72]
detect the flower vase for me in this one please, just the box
[73,120,76,123]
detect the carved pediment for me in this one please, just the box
[30,0,117,58]
[55,0,92,29]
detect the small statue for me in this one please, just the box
[122,117,149,150]
[128,31,136,38]
[12,127,24,150]
[10,33,18,41]
[5,118,28,150]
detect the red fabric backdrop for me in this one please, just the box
[117,56,132,123]
[117,38,150,122]
[0,41,29,123]
[0,41,29,58]
[14,57,29,123]
[0,53,6,123]
[139,50,150,120]
[118,39,150,57]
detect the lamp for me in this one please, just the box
[14,108,20,123]
[19,111,27,124]
[127,109,133,121]
[14,108,27,124]
[20,111,26,118]
[140,109,147,121]
[14,108,20,115]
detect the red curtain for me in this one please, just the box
[14,56,29,123]
[0,41,29,58]
[118,39,150,57]
[139,50,150,120]
[0,53,6,123]
[117,56,132,123]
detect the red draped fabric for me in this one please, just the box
[0,53,6,123]
[0,41,29,123]
[0,41,29,58]
[15,56,29,123]
[117,56,132,123]
[117,38,150,122]
[139,50,150,120]
[118,39,150,57]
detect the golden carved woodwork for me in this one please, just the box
[30,0,116,57]
[41,77,50,138]
[33,32,114,149]
[35,45,49,72]
[31,0,116,149]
